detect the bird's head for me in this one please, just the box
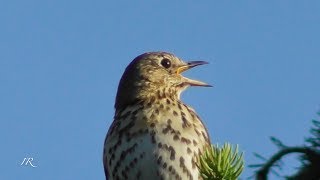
[115,52,211,109]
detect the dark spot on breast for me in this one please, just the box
[173,134,179,141]
[163,162,167,169]
[181,137,191,144]
[146,102,152,107]
[193,140,198,146]
[198,148,202,155]
[156,90,161,99]
[176,130,181,135]
[173,110,178,116]
[118,120,135,138]
[161,89,167,98]
[179,156,192,179]
[128,143,138,153]
[132,109,139,116]
[140,152,145,159]
[191,158,196,169]
[194,128,201,136]
[138,100,145,106]
[150,96,156,102]
[118,143,138,163]
[166,99,171,104]
[130,161,134,168]
[157,156,162,164]
[181,116,191,128]
[108,157,112,166]
[180,156,185,166]
[107,121,121,136]
[169,146,176,160]
[113,161,120,176]
[150,130,156,143]
[175,174,181,180]
[187,147,192,154]
[169,165,177,175]
[162,123,173,135]
[120,111,131,120]
[120,151,126,161]
[202,131,209,142]
[162,127,170,134]
[190,113,195,120]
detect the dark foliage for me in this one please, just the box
[251,113,320,180]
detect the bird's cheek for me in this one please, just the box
[162,76,175,85]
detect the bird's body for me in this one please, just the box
[103,52,211,180]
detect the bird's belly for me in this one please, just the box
[150,122,207,180]
[105,125,208,180]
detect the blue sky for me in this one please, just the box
[1,1,320,179]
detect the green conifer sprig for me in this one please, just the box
[198,143,244,180]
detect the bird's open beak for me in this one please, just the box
[176,61,212,87]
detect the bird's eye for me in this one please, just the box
[161,58,171,69]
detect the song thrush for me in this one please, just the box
[103,52,211,180]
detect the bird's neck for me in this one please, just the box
[141,86,186,103]
[115,82,188,111]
